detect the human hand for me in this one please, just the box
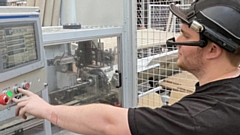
[12,88,52,120]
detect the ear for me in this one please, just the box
[205,42,222,59]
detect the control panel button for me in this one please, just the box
[0,94,9,105]
[6,91,13,98]
[22,82,31,90]
[13,86,19,94]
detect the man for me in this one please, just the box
[13,0,240,134]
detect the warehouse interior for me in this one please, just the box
[0,0,198,134]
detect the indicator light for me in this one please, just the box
[6,91,13,98]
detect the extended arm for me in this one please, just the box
[12,89,131,135]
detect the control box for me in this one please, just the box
[0,8,47,111]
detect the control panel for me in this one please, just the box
[0,11,47,111]
[0,70,47,110]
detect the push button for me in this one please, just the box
[22,82,31,90]
[0,94,9,105]
[6,91,13,98]
[13,86,19,94]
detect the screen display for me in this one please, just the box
[0,23,38,70]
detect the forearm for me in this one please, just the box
[45,104,130,135]
[13,89,130,134]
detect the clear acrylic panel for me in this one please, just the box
[46,37,121,107]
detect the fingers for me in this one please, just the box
[17,88,35,97]
[15,105,20,116]
[13,98,20,116]
[11,98,18,103]
[16,106,27,119]
[12,89,41,120]
[15,100,27,116]
[15,101,28,119]
[12,97,28,104]
[19,107,27,119]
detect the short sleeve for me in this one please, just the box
[128,103,196,135]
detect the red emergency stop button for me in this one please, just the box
[22,82,31,90]
[0,94,9,105]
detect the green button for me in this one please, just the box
[6,91,13,98]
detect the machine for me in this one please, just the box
[0,7,123,135]
[0,7,46,110]
[42,26,122,107]
[0,7,49,135]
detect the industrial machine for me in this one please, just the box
[0,7,49,135]
[0,7,46,110]
[42,26,122,108]
[0,7,123,135]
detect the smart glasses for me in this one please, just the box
[166,37,207,47]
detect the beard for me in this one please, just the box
[177,48,204,75]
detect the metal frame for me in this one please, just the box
[42,2,138,107]
[122,0,138,107]
[148,4,191,29]
[42,25,137,108]
[40,0,141,131]
[43,26,123,46]
[41,86,52,135]
[0,0,137,133]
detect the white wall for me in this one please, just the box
[75,0,123,26]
